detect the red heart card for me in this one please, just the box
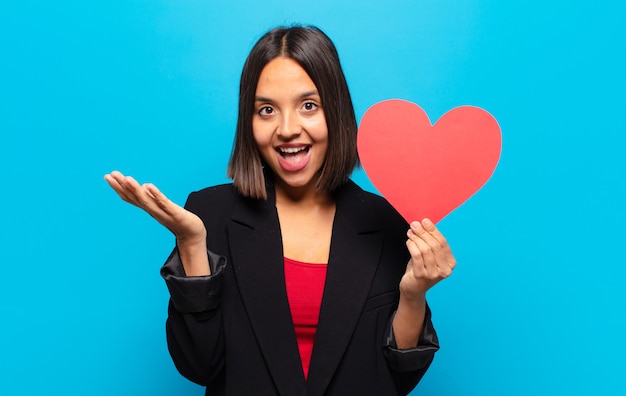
[357,99,502,224]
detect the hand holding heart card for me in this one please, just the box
[357,99,502,224]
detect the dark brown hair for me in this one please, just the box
[227,25,359,199]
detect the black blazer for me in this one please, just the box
[161,177,439,396]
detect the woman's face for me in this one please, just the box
[252,57,328,195]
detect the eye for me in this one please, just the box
[258,106,274,116]
[302,101,319,112]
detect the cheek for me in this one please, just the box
[251,122,268,147]
[304,117,328,140]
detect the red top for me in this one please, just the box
[283,257,328,379]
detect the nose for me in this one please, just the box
[277,111,301,139]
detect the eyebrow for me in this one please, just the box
[255,90,320,102]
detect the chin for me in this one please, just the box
[277,173,318,189]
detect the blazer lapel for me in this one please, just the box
[306,182,385,396]
[227,190,307,395]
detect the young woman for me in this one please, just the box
[104,25,455,395]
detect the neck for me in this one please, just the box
[274,181,334,209]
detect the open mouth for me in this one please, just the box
[277,145,310,158]
[275,145,312,172]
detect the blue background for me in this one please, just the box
[1,1,625,395]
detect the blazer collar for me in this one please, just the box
[227,176,385,395]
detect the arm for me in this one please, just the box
[161,248,227,386]
[393,218,456,348]
[105,171,227,385]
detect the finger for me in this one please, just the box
[109,170,125,179]
[420,218,450,250]
[104,173,134,203]
[409,228,455,279]
[117,176,171,219]
[120,176,150,205]
[409,220,442,252]
[143,183,186,227]
[409,221,441,258]
[415,219,455,271]
[104,171,124,188]
[405,238,426,276]
[144,183,172,212]
[105,170,127,188]
[117,176,147,207]
[406,228,439,273]
[405,236,423,264]
[105,171,141,202]
[105,173,192,238]
[106,173,166,213]
[407,230,439,275]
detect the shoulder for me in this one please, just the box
[336,179,408,231]
[182,183,241,218]
[338,179,399,213]
[188,183,238,202]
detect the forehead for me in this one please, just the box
[255,57,318,97]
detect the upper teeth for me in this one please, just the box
[280,147,307,154]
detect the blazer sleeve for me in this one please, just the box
[384,304,440,371]
[382,305,440,394]
[159,246,228,386]
[161,247,227,317]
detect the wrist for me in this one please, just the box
[176,229,207,248]
[398,291,426,312]
[176,235,210,277]
[393,294,427,349]
[399,284,427,304]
